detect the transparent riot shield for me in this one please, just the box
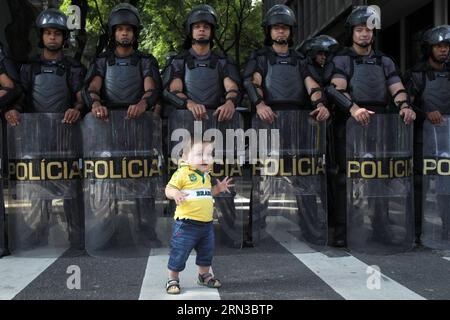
[0,121,5,257]
[346,114,414,254]
[83,111,164,257]
[6,113,83,257]
[422,117,450,249]
[167,109,246,249]
[251,110,328,251]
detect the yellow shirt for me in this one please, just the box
[167,161,214,222]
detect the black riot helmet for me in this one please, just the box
[421,25,450,61]
[306,35,339,59]
[263,4,297,47]
[183,5,218,48]
[296,38,313,57]
[36,8,69,49]
[345,6,381,47]
[108,3,141,49]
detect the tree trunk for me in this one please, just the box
[71,0,88,61]
[234,23,240,70]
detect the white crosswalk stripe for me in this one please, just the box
[0,247,66,300]
[0,232,446,300]
[139,248,221,300]
[264,216,426,300]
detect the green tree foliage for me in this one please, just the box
[60,0,264,69]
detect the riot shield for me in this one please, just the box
[251,110,328,250]
[346,114,414,254]
[6,113,83,257]
[83,111,164,257]
[0,120,5,257]
[167,109,246,249]
[422,117,450,249]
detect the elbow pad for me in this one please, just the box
[325,85,353,111]
[0,85,22,109]
[243,79,262,106]
[163,89,187,109]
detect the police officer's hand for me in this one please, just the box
[256,102,277,124]
[0,89,7,98]
[400,107,416,125]
[152,104,162,115]
[426,111,444,125]
[92,102,109,121]
[310,105,330,122]
[63,108,80,124]
[350,105,375,126]
[5,109,20,126]
[214,101,235,122]
[187,100,208,120]
[127,101,147,119]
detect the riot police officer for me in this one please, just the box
[299,35,339,88]
[163,5,243,248]
[0,42,21,113]
[244,4,330,245]
[329,6,416,247]
[83,3,162,251]
[244,5,329,124]
[5,8,86,250]
[0,41,21,256]
[299,35,340,242]
[84,3,161,118]
[405,25,450,244]
[6,9,84,124]
[163,4,240,121]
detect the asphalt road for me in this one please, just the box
[1,219,450,300]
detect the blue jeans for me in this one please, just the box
[167,219,215,272]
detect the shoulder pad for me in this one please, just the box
[335,47,352,57]
[211,50,226,59]
[337,48,386,60]
[378,52,398,66]
[174,50,191,60]
[213,52,235,65]
[138,51,158,64]
[247,49,258,60]
[410,62,427,73]
[136,50,153,59]
[255,47,270,56]
[64,56,82,68]
[373,49,388,57]
[97,51,110,59]
[297,51,306,59]
[29,54,42,64]
[289,49,303,59]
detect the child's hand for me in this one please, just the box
[215,177,234,194]
[174,191,189,205]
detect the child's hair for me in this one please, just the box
[181,139,214,161]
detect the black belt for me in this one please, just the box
[176,218,212,225]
